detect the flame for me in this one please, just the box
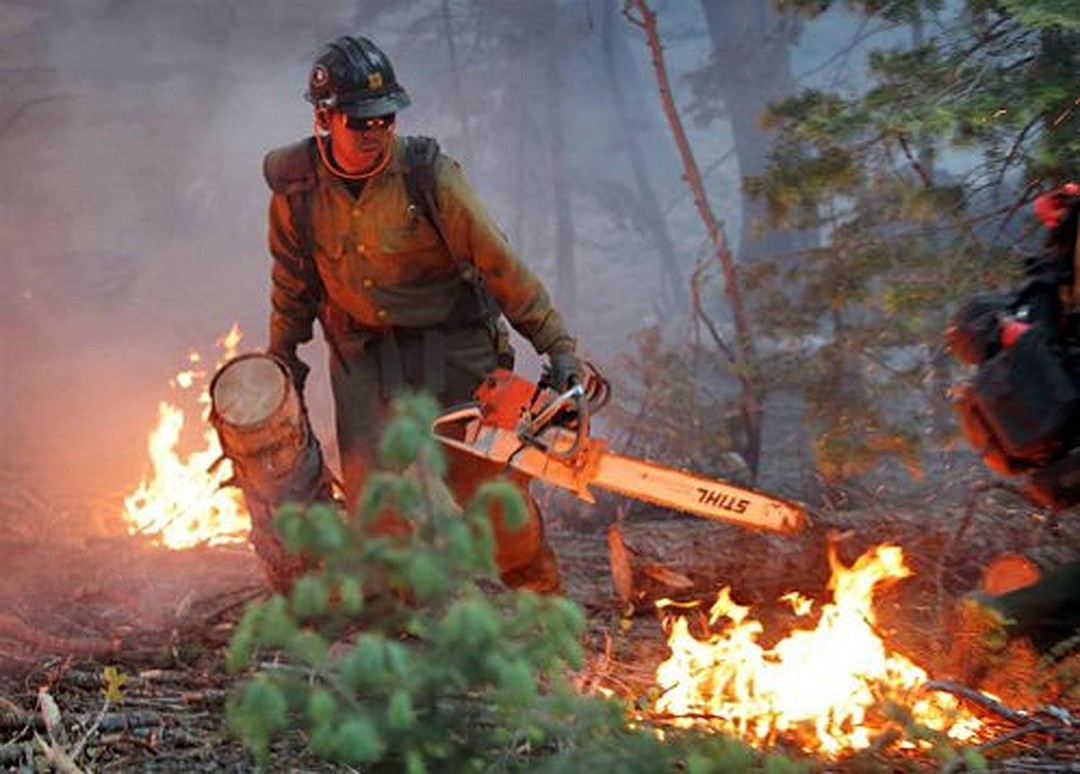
[654,544,981,755]
[121,324,251,549]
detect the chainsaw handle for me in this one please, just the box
[519,383,590,460]
[521,361,610,460]
[525,383,584,436]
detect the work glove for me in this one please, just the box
[544,339,583,392]
[1034,183,1080,230]
[268,348,310,394]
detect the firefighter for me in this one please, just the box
[949,183,1080,684]
[263,35,582,594]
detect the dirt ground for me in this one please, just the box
[3,480,1080,771]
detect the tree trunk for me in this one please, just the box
[511,46,529,256]
[698,0,809,264]
[625,0,763,476]
[440,0,474,163]
[544,53,577,325]
[599,1,685,315]
[908,11,954,444]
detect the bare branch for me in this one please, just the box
[625,0,763,474]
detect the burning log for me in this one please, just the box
[209,353,336,591]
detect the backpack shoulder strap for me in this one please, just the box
[262,138,352,371]
[263,137,318,195]
[264,138,322,298]
[403,136,503,329]
[403,135,441,214]
[263,137,318,266]
[403,135,474,282]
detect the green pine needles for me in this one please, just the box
[225,392,577,769]
[224,392,799,772]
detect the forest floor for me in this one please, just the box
[4,479,1080,772]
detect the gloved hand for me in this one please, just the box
[545,339,583,392]
[268,348,310,394]
[1034,183,1080,229]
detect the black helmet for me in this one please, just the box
[305,35,410,118]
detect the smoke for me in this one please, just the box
[0,2,324,538]
[0,0,733,541]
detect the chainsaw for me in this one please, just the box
[432,366,808,534]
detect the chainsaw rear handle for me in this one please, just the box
[524,361,609,459]
[519,383,589,459]
[524,383,586,437]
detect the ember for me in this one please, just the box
[654,544,981,755]
[121,325,251,549]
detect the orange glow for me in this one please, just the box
[121,324,251,549]
[654,544,980,755]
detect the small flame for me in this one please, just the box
[654,544,980,755]
[122,324,251,549]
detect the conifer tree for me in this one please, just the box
[744,1,1080,484]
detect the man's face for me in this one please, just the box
[327,111,395,175]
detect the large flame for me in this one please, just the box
[654,544,980,755]
[121,325,251,549]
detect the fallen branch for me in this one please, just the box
[35,735,72,772]
[95,710,165,733]
[975,720,1054,753]
[38,689,70,749]
[0,708,165,734]
[923,679,1031,724]
[0,708,39,732]
[70,699,110,762]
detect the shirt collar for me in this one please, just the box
[314,134,407,185]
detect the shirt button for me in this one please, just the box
[362,278,374,288]
[376,309,387,319]
[356,244,366,254]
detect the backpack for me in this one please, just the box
[949,303,1080,507]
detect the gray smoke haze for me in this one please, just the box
[1,0,863,540]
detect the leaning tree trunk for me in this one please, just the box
[625,0,763,476]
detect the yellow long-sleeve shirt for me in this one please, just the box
[267,135,569,358]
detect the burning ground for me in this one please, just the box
[4,335,1080,770]
[6,483,1080,769]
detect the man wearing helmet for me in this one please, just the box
[261,35,581,594]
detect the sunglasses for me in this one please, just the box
[343,114,395,131]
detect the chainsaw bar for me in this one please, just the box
[433,403,807,534]
[591,451,806,533]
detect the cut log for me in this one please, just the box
[209,353,337,591]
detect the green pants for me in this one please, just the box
[992,560,1080,652]
[328,323,558,587]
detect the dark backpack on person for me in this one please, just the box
[948,294,1080,506]
[968,324,1079,463]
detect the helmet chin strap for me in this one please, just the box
[313,119,395,181]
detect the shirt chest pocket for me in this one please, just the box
[378,216,443,256]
